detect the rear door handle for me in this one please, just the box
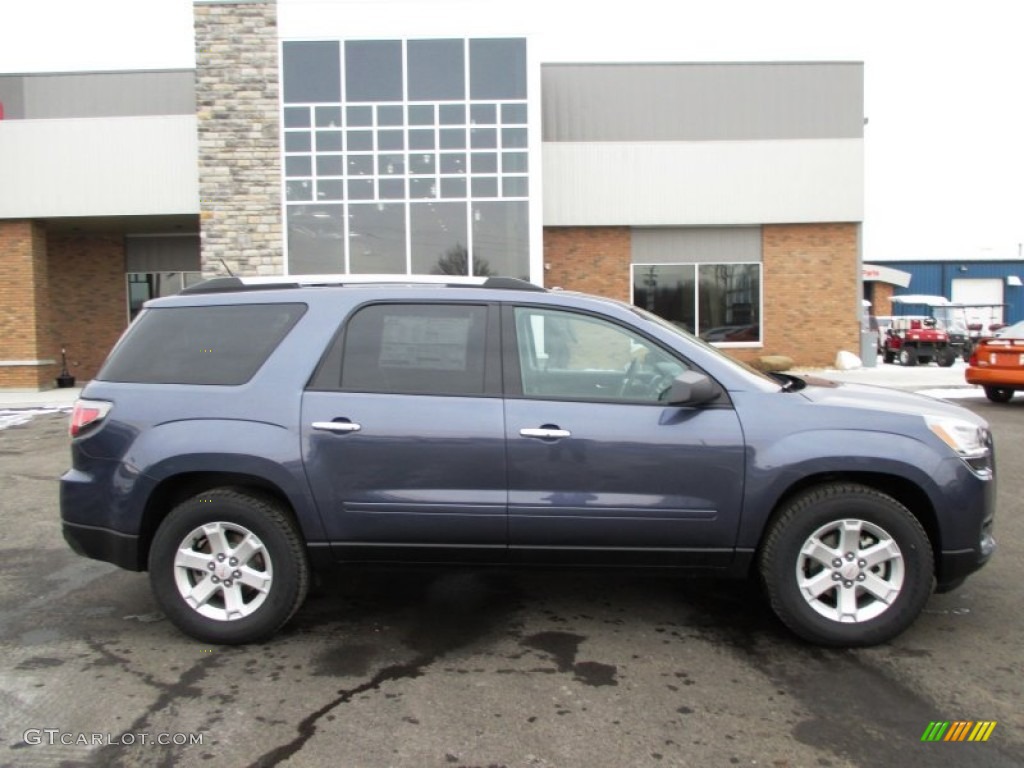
[520,427,571,440]
[312,420,362,434]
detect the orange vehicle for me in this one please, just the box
[966,330,1024,402]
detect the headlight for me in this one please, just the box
[925,415,992,474]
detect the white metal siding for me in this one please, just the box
[543,63,864,142]
[0,115,199,218]
[542,139,863,226]
[22,71,196,118]
[632,227,762,263]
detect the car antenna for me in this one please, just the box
[219,259,235,277]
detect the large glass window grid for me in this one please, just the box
[631,263,762,345]
[282,38,529,278]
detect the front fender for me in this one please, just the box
[737,428,954,549]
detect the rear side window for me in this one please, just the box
[311,303,489,395]
[98,304,306,385]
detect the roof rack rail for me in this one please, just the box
[179,274,546,295]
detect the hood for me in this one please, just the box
[795,377,987,426]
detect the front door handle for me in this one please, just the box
[312,420,362,434]
[520,427,571,440]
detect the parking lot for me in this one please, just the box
[1,384,1022,767]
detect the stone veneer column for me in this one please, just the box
[194,0,283,277]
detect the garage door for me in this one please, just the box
[952,278,1004,326]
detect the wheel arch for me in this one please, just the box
[138,472,303,572]
[752,471,941,576]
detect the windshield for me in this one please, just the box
[629,305,782,391]
[931,307,968,334]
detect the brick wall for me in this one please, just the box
[543,227,632,301]
[870,282,895,317]
[195,0,283,277]
[750,223,860,368]
[0,220,58,388]
[544,223,860,369]
[47,233,128,382]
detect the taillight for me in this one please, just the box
[70,399,112,437]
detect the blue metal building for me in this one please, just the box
[881,259,1024,325]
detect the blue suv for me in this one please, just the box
[61,276,996,646]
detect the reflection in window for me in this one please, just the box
[407,39,465,100]
[410,202,470,275]
[127,272,203,321]
[286,156,312,176]
[470,39,527,99]
[349,203,406,274]
[632,264,761,343]
[633,265,696,334]
[288,205,344,274]
[473,202,528,280]
[315,106,341,127]
[282,42,341,103]
[317,156,343,176]
[698,264,760,340]
[345,40,402,101]
[284,107,310,128]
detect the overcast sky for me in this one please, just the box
[2,0,1021,262]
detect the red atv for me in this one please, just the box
[882,317,957,367]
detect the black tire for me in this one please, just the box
[882,349,896,364]
[898,347,918,367]
[937,348,956,367]
[984,386,1014,403]
[758,483,934,647]
[149,488,310,644]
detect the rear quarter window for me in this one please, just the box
[98,304,307,385]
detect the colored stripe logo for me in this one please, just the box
[921,721,997,742]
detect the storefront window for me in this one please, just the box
[127,272,203,321]
[632,263,761,344]
[282,38,531,279]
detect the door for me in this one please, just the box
[302,302,507,562]
[503,305,745,567]
[952,278,1004,328]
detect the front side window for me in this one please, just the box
[326,304,489,396]
[512,307,685,403]
[632,263,761,344]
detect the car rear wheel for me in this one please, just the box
[984,386,1014,403]
[937,348,956,367]
[149,488,309,644]
[898,347,918,366]
[759,483,933,646]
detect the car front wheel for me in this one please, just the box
[984,386,1014,403]
[149,488,309,644]
[899,347,918,366]
[759,484,933,647]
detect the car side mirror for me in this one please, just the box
[666,371,719,406]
